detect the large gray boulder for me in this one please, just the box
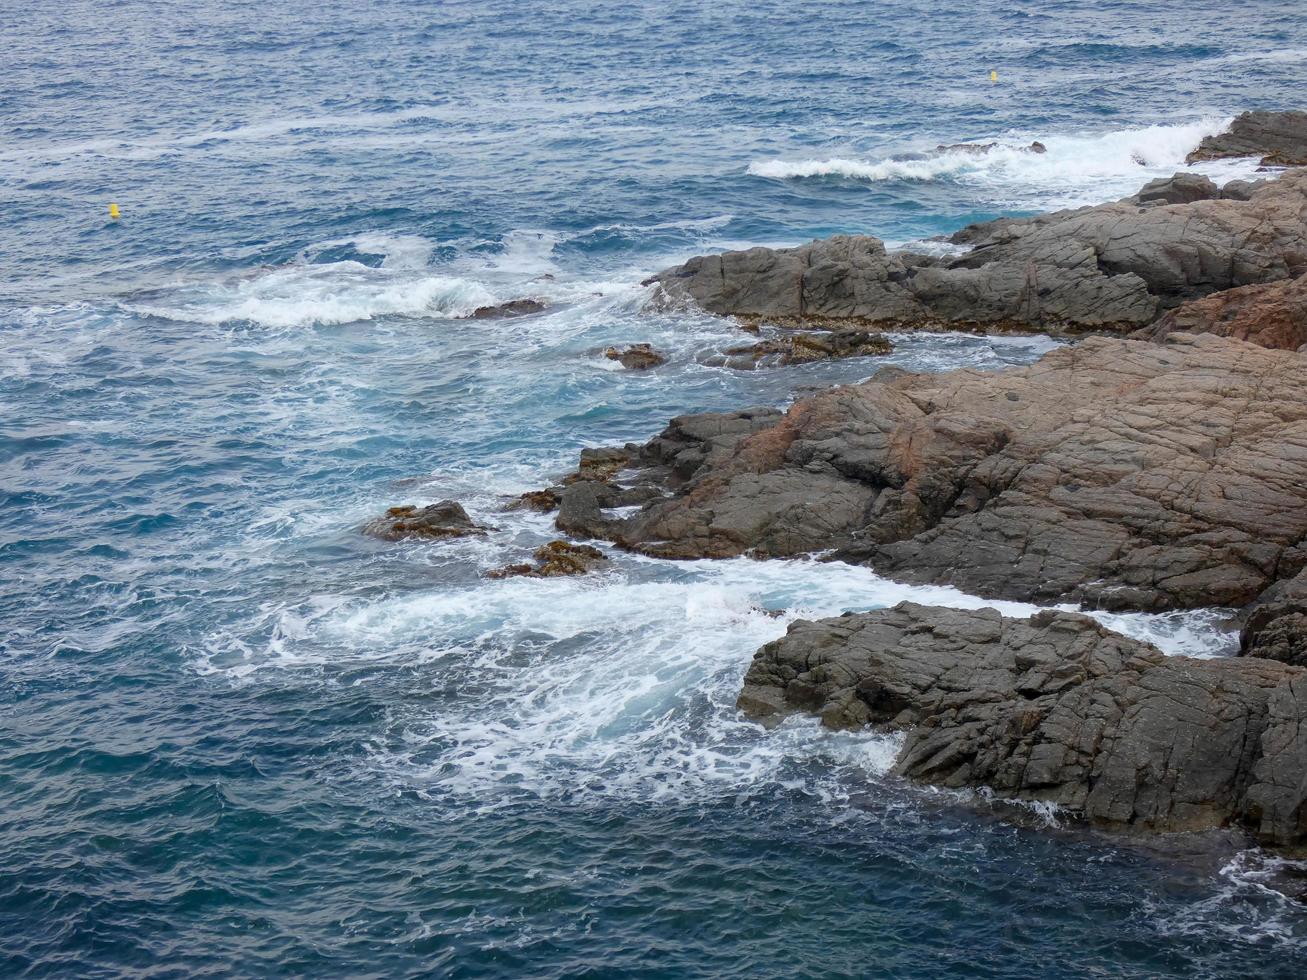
[1186,109,1307,166]
[738,601,1307,844]
[647,169,1307,334]
[540,333,1307,612]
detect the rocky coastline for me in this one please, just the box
[381,111,1307,850]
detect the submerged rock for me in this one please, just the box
[1186,109,1307,166]
[645,169,1307,334]
[1133,274,1307,351]
[364,501,489,541]
[604,343,668,369]
[714,329,893,368]
[468,298,548,319]
[486,539,609,579]
[738,601,1307,845]
[545,334,1307,612]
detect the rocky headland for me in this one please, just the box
[375,111,1307,848]
[647,113,1307,338]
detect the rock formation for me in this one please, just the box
[737,601,1307,845]
[1133,274,1307,351]
[363,501,490,541]
[709,329,893,369]
[541,333,1307,612]
[1186,109,1307,166]
[1241,570,1307,668]
[486,539,610,579]
[646,169,1307,335]
[468,298,548,319]
[604,343,668,369]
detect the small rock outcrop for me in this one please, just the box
[604,343,668,369]
[646,169,1307,334]
[712,329,893,369]
[739,601,1307,844]
[468,298,548,320]
[486,540,609,579]
[539,334,1307,612]
[364,501,489,541]
[1186,109,1307,166]
[1133,274,1307,351]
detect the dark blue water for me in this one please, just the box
[5,1,1307,976]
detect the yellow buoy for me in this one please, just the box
[990,70,998,83]
[108,202,121,220]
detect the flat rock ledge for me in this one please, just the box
[738,601,1307,845]
[536,333,1307,613]
[645,167,1307,335]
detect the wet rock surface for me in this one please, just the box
[737,601,1307,844]
[604,343,668,369]
[711,329,893,369]
[486,539,610,579]
[646,170,1307,334]
[1134,274,1307,351]
[467,298,548,319]
[543,333,1307,612]
[1186,109,1307,166]
[363,501,490,541]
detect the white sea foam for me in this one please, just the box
[202,543,1240,810]
[125,261,502,327]
[748,117,1267,208]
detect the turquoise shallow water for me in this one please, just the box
[5,1,1307,976]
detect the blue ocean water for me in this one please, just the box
[4,1,1307,975]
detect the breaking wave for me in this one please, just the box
[748,117,1266,206]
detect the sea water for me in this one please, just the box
[4,1,1307,975]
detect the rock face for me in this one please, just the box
[364,501,489,541]
[544,334,1307,611]
[1186,110,1307,166]
[1134,274,1307,351]
[737,602,1307,844]
[1242,570,1307,668]
[486,540,609,579]
[604,343,668,369]
[712,329,893,369]
[646,169,1307,334]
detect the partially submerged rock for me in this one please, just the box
[468,298,548,320]
[713,329,893,369]
[1186,109,1307,166]
[543,334,1307,611]
[933,140,1046,156]
[604,343,668,370]
[486,540,609,579]
[364,501,489,541]
[1134,274,1307,351]
[738,601,1307,845]
[646,169,1307,334]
